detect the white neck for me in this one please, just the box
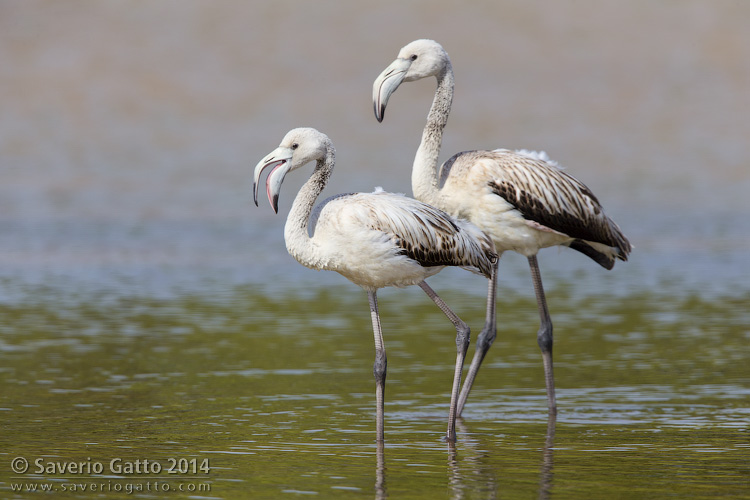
[284,146,335,270]
[412,62,454,205]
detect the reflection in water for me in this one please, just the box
[446,421,498,499]
[375,441,386,500]
[538,414,556,500]
[373,427,505,500]
[440,416,555,499]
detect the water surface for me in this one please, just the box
[2,289,748,498]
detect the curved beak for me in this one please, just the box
[253,147,294,214]
[373,58,411,122]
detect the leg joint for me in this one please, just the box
[373,351,387,382]
[536,319,553,353]
[476,321,497,351]
[455,322,470,351]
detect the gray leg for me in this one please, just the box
[528,255,557,415]
[457,258,499,417]
[418,281,470,442]
[368,290,387,442]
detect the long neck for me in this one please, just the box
[284,147,334,269]
[412,61,454,205]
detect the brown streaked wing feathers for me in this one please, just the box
[446,150,630,257]
[362,193,496,277]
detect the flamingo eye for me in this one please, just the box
[291,143,299,150]
[411,54,418,61]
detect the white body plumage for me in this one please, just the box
[374,39,631,269]
[287,187,494,291]
[436,149,628,262]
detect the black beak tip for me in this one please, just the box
[272,194,279,214]
[374,103,385,123]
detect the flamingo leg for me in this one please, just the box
[368,290,388,442]
[418,281,470,442]
[456,258,498,416]
[528,255,557,415]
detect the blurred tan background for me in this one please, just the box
[1,0,748,296]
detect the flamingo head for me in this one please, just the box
[372,39,450,122]
[253,127,330,213]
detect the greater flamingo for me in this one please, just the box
[373,39,631,416]
[253,127,497,441]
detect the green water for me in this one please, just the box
[1,286,748,498]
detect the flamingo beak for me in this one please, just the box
[253,147,294,214]
[373,58,411,122]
